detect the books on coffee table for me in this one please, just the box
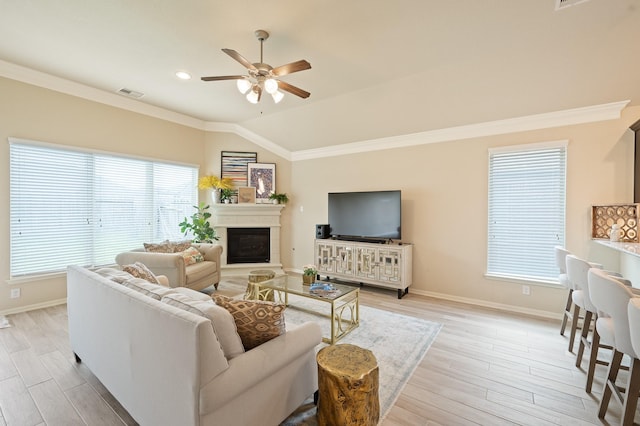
[309,282,342,298]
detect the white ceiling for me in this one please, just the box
[1,0,639,153]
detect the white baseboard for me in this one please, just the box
[0,298,67,316]
[409,288,562,321]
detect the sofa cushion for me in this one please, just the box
[213,295,286,350]
[122,262,160,284]
[172,287,212,302]
[120,277,175,301]
[181,246,204,266]
[162,293,244,359]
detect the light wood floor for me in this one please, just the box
[0,282,638,425]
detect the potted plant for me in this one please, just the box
[302,264,317,285]
[198,175,234,204]
[179,202,219,243]
[269,192,289,204]
[220,188,234,204]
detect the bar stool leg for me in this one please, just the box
[560,289,573,336]
[585,326,600,394]
[622,357,640,426]
[576,310,592,367]
[568,304,581,353]
[599,350,624,419]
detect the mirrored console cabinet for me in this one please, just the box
[314,239,413,299]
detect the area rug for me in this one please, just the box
[211,280,442,424]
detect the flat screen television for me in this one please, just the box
[328,190,401,241]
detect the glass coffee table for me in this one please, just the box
[253,275,359,344]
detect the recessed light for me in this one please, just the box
[175,71,192,80]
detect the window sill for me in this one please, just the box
[484,273,563,288]
[7,271,67,286]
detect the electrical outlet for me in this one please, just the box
[522,285,530,296]
[10,288,21,299]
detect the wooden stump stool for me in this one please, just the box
[245,269,275,301]
[316,343,380,426]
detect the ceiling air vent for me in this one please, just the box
[555,0,590,10]
[117,88,144,99]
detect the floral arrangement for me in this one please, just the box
[303,264,317,276]
[198,175,233,190]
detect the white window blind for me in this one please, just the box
[487,142,567,282]
[10,140,198,277]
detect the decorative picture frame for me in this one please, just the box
[221,151,257,188]
[247,163,276,204]
[237,186,256,204]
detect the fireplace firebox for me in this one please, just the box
[227,228,270,264]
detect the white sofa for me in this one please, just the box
[67,265,322,426]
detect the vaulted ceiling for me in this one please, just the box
[1,0,639,153]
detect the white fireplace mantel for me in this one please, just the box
[211,204,285,276]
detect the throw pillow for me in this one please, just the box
[181,246,205,266]
[122,262,160,284]
[144,239,193,253]
[143,240,173,253]
[213,295,286,350]
[162,293,245,359]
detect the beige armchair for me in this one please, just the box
[116,243,222,291]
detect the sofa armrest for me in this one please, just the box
[199,322,322,414]
[193,243,223,263]
[115,251,187,287]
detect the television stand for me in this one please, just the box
[314,239,412,299]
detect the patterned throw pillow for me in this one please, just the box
[122,262,160,284]
[143,240,193,253]
[181,246,204,266]
[213,295,286,350]
[143,240,173,253]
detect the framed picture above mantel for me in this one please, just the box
[248,163,275,204]
[221,151,257,188]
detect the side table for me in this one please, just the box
[316,344,379,426]
[245,269,275,301]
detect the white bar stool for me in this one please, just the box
[589,268,639,425]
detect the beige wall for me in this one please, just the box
[289,107,640,317]
[0,77,207,313]
[2,75,639,319]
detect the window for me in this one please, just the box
[9,139,198,277]
[487,141,567,283]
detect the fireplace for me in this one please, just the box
[227,228,270,264]
[210,204,285,276]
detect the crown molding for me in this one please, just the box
[205,122,292,161]
[291,100,630,161]
[0,59,207,130]
[1,60,629,163]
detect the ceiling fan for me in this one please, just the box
[201,29,311,104]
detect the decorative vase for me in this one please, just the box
[302,274,315,285]
[211,189,221,204]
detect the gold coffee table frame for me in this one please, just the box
[253,275,359,344]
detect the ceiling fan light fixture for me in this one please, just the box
[264,78,279,94]
[271,90,284,104]
[246,85,261,104]
[237,78,252,94]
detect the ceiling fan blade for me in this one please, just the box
[201,75,247,81]
[277,81,310,99]
[222,48,258,71]
[272,60,311,77]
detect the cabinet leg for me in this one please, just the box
[74,352,82,363]
[397,288,408,299]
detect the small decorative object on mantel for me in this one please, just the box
[269,193,289,204]
[302,264,317,285]
[198,175,234,204]
[591,204,640,242]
